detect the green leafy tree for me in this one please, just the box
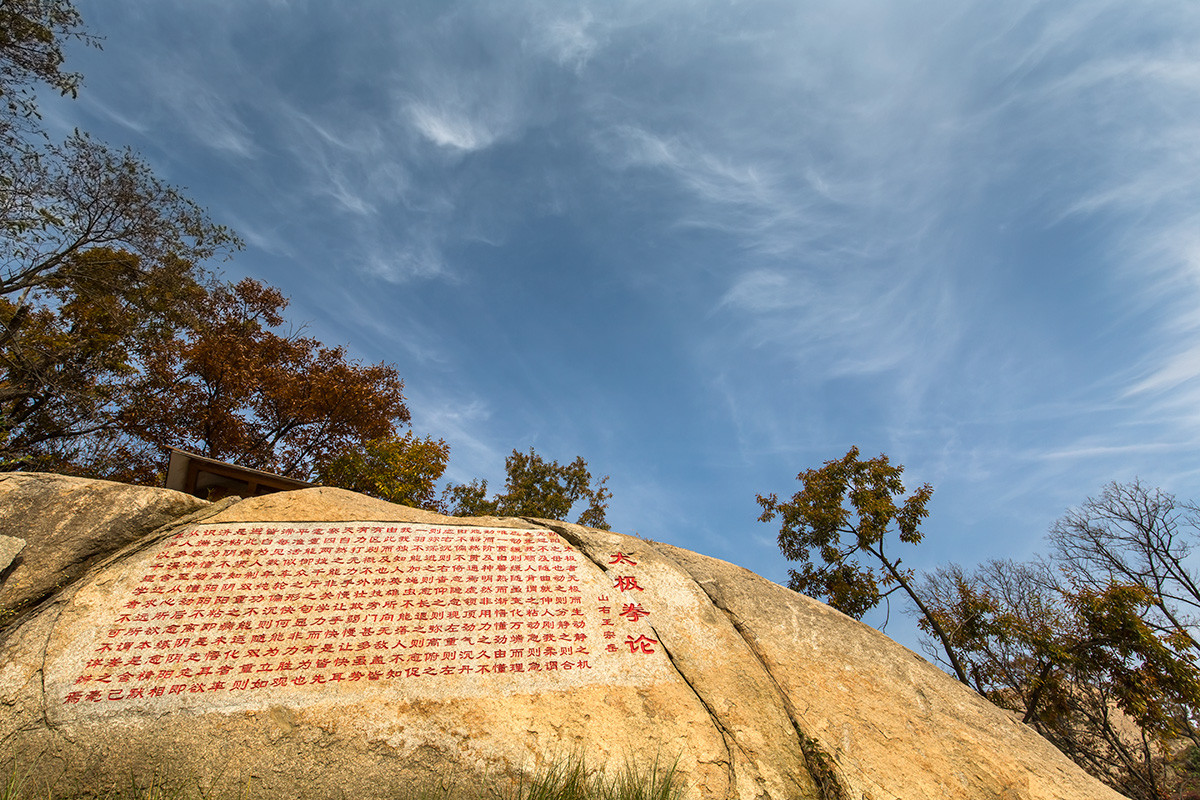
[317,431,450,510]
[757,446,971,684]
[443,447,612,529]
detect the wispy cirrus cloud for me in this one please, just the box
[406,392,501,488]
[530,12,600,71]
[408,104,500,152]
[359,232,452,285]
[51,0,1200,603]
[1034,442,1185,462]
[605,126,781,222]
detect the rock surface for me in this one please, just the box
[0,474,1124,799]
[0,536,24,577]
[0,473,211,628]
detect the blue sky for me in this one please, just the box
[46,1,1200,646]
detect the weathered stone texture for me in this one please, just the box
[199,484,544,531]
[0,476,1125,800]
[658,543,1121,800]
[0,473,210,624]
[0,536,24,576]
[544,519,821,800]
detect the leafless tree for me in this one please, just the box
[1050,480,1200,650]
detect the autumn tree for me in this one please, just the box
[2,131,238,302]
[0,0,234,302]
[757,446,971,684]
[86,278,410,484]
[0,246,206,469]
[443,447,612,529]
[0,5,228,300]
[1049,481,1200,651]
[0,135,237,463]
[316,432,450,510]
[922,558,1199,799]
[0,2,239,468]
[919,482,1200,799]
[0,104,239,471]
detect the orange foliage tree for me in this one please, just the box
[98,278,410,484]
[0,247,208,469]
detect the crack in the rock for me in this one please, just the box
[531,520,740,799]
[682,574,849,800]
[38,584,86,733]
[0,550,22,586]
[650,631,743,799]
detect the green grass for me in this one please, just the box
[1,771,197,800]
[1,753,685,800]
[1,768,24,800]
[501,753,682,800]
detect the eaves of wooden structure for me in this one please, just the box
[164,448,314,500]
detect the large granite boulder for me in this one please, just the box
[0,475,1123,799]
[0,473,211,629]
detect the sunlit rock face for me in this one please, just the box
[1,475,1121,799]
[0,473,210,623]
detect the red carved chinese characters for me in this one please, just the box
[612,575,644,592]
[603,549,658,657]
[619,603,650,622]
[625,634,657,654]
[65,525,593,703]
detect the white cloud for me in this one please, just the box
[59,0,1200,591]
[139,57,259,158]
[718,270,808,314]
[1034,442,1183,462]
[218,214,294,259]
[399,45,532,157]
[408,103,500,152]
[360,236,449,284]
[81,96,150,135]
[407,394,502,488]
[530,12,599,70]
[615,126,774,208]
